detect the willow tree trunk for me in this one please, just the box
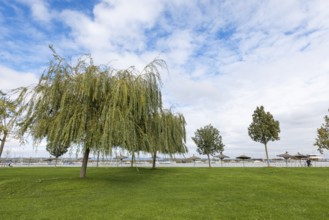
[131,152,135,167]
[207,154,211,168]
[0,131,8,158]
[264,143,270,167]
[152,151,157,169]
[80,148,90,178]
[96,151,100,167]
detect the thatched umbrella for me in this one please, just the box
[214,153,229,167]
[188,155,200,167]
[293,152,307,159]
[293,152,307,166]
[277,151,292,167]
[236,155,251,167]
[113,155,128,166]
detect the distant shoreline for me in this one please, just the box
[2,160,329,168]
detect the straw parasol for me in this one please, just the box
[293,152,307,166]
[293,152,307,159]
[113,155,128,160]
[277,151,292,167]
[214,152,229,167]
[236,155,251,167]
[113,154,128,166]
[188,155,201,167]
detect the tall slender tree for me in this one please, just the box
[314,110,329,154]
[248,106,280,167]
[192,124,224,168]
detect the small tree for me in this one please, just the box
[314,110,329,154]
[192,124,224,167]
[46,143,68,166]
[248,106,280,167]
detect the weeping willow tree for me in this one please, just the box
[147,110,187,168]
[18,47,185,178]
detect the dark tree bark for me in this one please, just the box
[131,152,135,167]
[80,148,90,178]
[96,151,100,168]
[152,151,157,169]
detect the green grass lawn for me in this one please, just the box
[0,167,328,220]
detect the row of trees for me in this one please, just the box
[191,106,280,168]
[1,48,329,173]
[193,106,329,168]
[1,47,187,178]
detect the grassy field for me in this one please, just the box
[0,167,328,220]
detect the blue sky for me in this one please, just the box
[1,0,329,159]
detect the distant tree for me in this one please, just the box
[192,124,224,167]
[46,143,68,166]
[314,111,329,154]
[248,106,280,167]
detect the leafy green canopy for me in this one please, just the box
[18,48,186,159]
[314,112,329,153]
[46,143,68,159]
[248,106,280,167]
[192,124,224,156]
[248,106,280,145]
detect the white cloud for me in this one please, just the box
[157,30,196,66]
[18,0,53,23]
[0,65,38,91]
[60,0,164,55]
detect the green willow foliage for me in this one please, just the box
[18,48,187,176]
[148,110,187,155]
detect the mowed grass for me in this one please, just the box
[0,167,328,220]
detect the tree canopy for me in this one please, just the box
[147,109,187,168]
[248,106,280,167]
[192,124,224,167]
[18,47,186,177]
[46,143,68,159]
[314,111,329,154]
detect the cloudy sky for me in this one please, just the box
[1,0,329,159]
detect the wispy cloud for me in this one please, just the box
[18,0,53,23]
[0,65,37,91]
